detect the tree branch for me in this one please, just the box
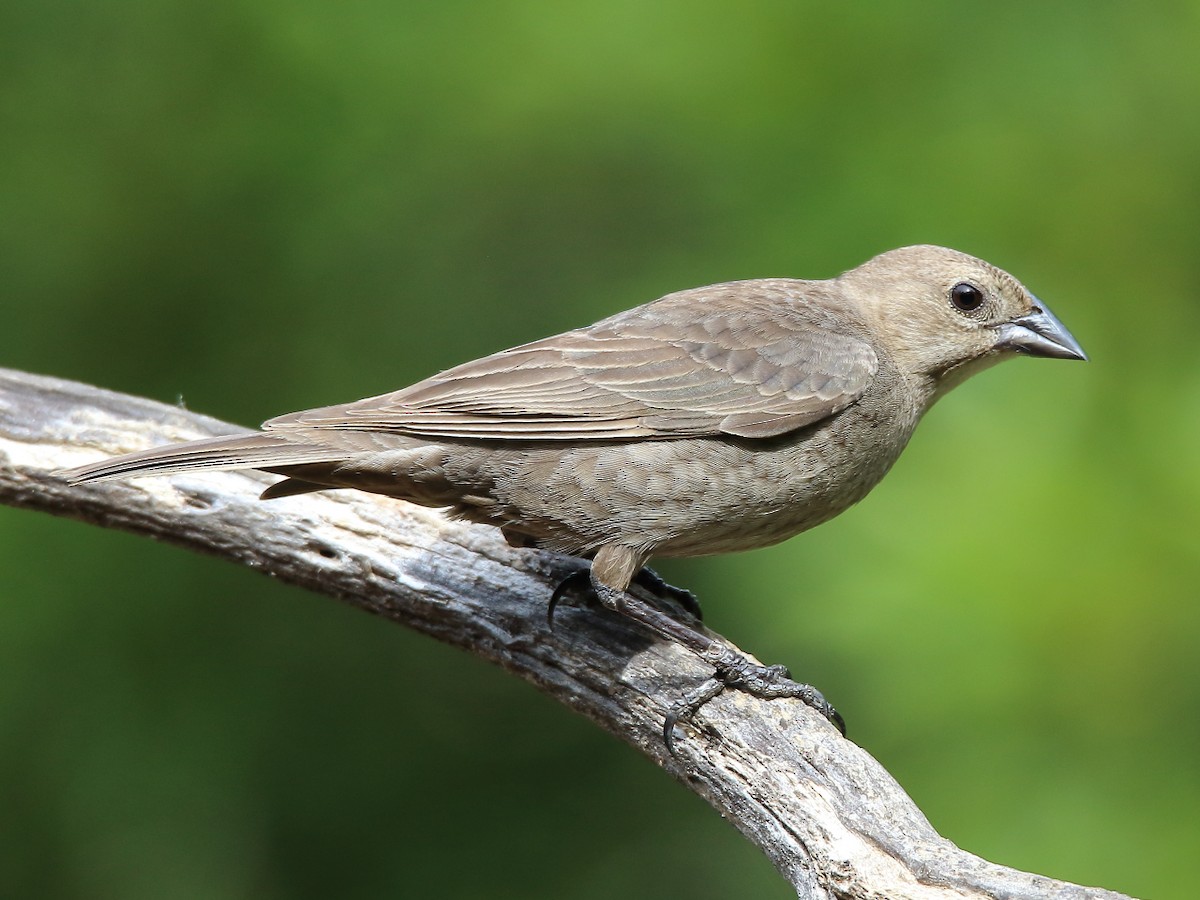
[0,367,1134,900]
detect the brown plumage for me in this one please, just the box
[63,245,1086,743]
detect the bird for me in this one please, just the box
[62,244,1086,746]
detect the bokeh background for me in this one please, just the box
[2,2,1198,898]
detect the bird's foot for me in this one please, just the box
[663,646,845,754]
[548,566,702,630]
[548,565,841,754]
[632,567,703,621]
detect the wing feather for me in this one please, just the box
[267,280,878,441]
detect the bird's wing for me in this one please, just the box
[267,281,879,441]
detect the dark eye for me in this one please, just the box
[950,282,985,313]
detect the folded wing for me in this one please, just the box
[268,281,878,441]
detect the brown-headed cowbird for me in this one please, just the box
[63,245,1086,742]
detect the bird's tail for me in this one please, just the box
[60,432,345,484]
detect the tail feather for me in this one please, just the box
[60,432,346,484]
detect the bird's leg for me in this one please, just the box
[589,546,845,752]
[632,567,702,620]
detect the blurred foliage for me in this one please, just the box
[2,1,1198,897]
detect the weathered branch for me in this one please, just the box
[0,367,1133,900]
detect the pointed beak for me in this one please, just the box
[998,298,1088,361]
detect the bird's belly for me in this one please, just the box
[486,423,911,558]
[649,444,892,557]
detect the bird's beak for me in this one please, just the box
[998,298,1088,361]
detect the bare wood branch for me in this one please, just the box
[0,367,1134,900]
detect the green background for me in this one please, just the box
[2,2,1197,898]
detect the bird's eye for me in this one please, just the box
[950,282,985,313]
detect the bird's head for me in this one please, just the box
[838,245,1086,402]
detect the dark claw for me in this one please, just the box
[663,677,726,754]
[547,569,591,630]
[633,567,703,621]
[828,705,847,737]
